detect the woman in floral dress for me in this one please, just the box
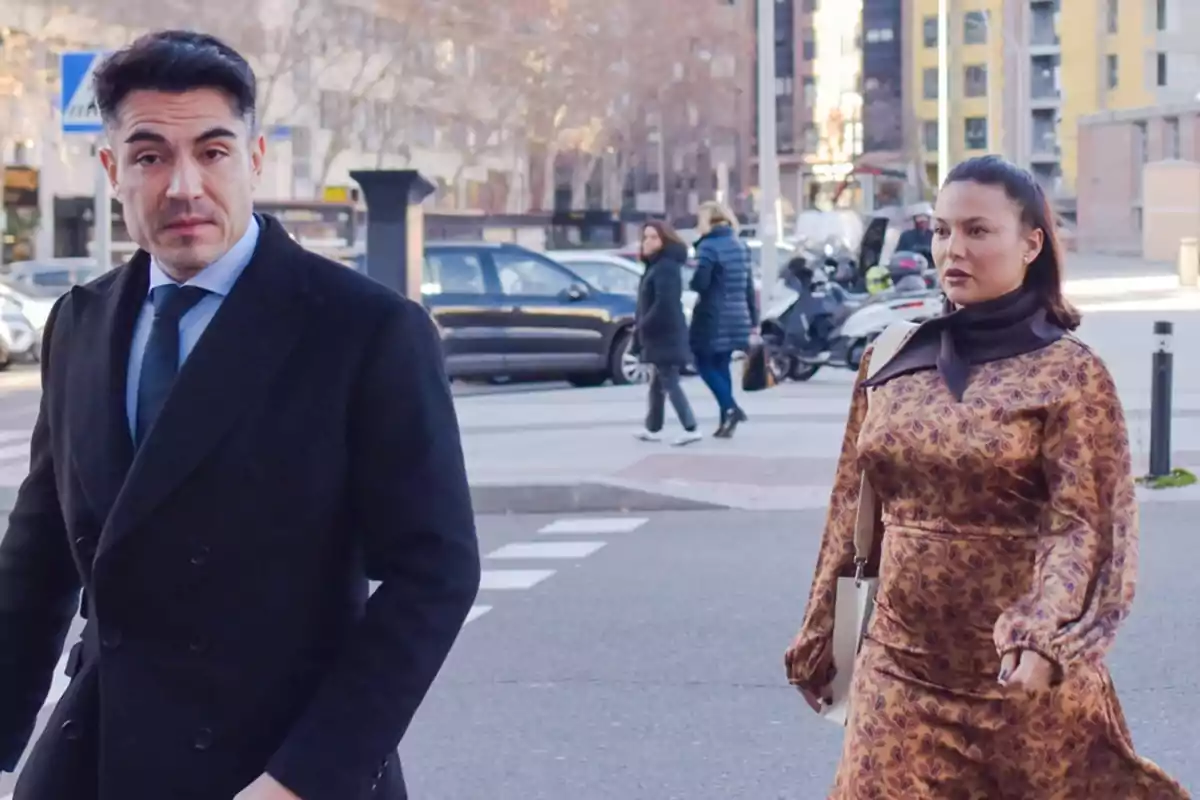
[784,155,1189,799]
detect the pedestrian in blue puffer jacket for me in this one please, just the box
[689,201,759,437]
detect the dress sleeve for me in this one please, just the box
[787,350,874,688]
[993,351,1138,670]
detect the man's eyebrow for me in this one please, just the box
[123,127,238,145]
[195,126,238,142]
[124,130,166,145]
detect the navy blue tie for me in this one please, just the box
[135,284,208,446]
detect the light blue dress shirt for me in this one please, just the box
[125,217,261,437]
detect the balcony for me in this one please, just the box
[1030,55,1061,108]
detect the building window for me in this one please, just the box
[1156,0,1166,30]
[963,11,988,45]
[803,34,816,60]
[1133,121,1148,164]
[1157,53,1168,86]
[1106,54,1118,89]
[1106,0,1118,33]
[865,28,894,43]
[1165,116,1180,159]
[964,65,988,97]
[775,77,794,96]
[964,117,988,150]
[923,120,939,152]
[923,16,937,48]
[923,67,938,100]
[802,75,815,109]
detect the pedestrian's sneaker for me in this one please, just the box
[635,428,662,442]
[672,430,703,447]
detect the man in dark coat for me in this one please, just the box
[0,30,480,800]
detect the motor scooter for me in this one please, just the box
[761,265,943,382]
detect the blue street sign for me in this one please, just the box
[60,51,110,134]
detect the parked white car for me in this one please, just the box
[546,249,698,324]
[0,281,57,333]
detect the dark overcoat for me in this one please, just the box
[0,214,481,800]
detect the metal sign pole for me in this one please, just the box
[93,141,111,268]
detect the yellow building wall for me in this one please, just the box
[909,0,1009,179]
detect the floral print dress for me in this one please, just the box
[789,337,1189,799]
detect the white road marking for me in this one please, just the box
[478,569,556,590]
[486,541,606,560]
[539,517,648,535]
[44,651,71,709]
[464,604,492,624]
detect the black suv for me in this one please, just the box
[421,242,640,387]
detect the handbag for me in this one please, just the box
[741,341,776,392]
[818,320,917,726]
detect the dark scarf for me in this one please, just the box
[641,241,688,267]
[861,286,1066,401]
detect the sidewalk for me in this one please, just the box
[464,265,1200,513]
[461,375,1200,514]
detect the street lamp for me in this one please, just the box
[937,0,950,185]
[755,0,781,308]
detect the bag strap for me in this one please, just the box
[852,321,918,582]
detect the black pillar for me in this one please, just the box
[349,169,435,297]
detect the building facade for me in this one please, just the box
[1076,102,1200,254]
[906,0,1190,208]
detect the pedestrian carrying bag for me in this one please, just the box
[819,320,917,726]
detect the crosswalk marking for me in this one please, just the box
[478,568,556,590]
[464,604,492,624]
[539,517,648,535]
[487,541,606,560]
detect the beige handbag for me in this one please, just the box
[818,320,917,726]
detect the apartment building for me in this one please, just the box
[906,0,1189,208]
[744,0,816,216]
[908,0,1010,190]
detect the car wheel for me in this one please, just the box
[610,329,648,386]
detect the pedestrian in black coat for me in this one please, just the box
[689,201,759,437]
[632,221,701,446]
[0,31,479,800]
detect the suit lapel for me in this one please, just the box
[97,216,315,561]
[66,258,146,521]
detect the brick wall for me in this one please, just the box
[1077,102,1200,256]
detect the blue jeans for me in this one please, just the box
[693,350,737,417]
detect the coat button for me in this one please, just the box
[101,629,122,649]
[74,536,87,547]
[193,728,214,751]
[190,546,210,567]
[189,637,209,654]
[61,719,81,741]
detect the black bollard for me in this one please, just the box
[1148,320,1174,479]
[349,169,435,297]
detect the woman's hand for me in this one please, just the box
[998,649,1056,693]
[785,635,835,714]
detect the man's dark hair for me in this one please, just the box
[94,30,258,128]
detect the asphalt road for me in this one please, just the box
[392,507,1200,799]
[5,506,1197,798]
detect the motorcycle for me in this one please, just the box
[760,266,943,382]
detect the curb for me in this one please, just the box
[1,476,1196,519]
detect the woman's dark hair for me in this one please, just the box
[94,30,258,128]
[942,155,1081,330]
[640,219,687,260]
